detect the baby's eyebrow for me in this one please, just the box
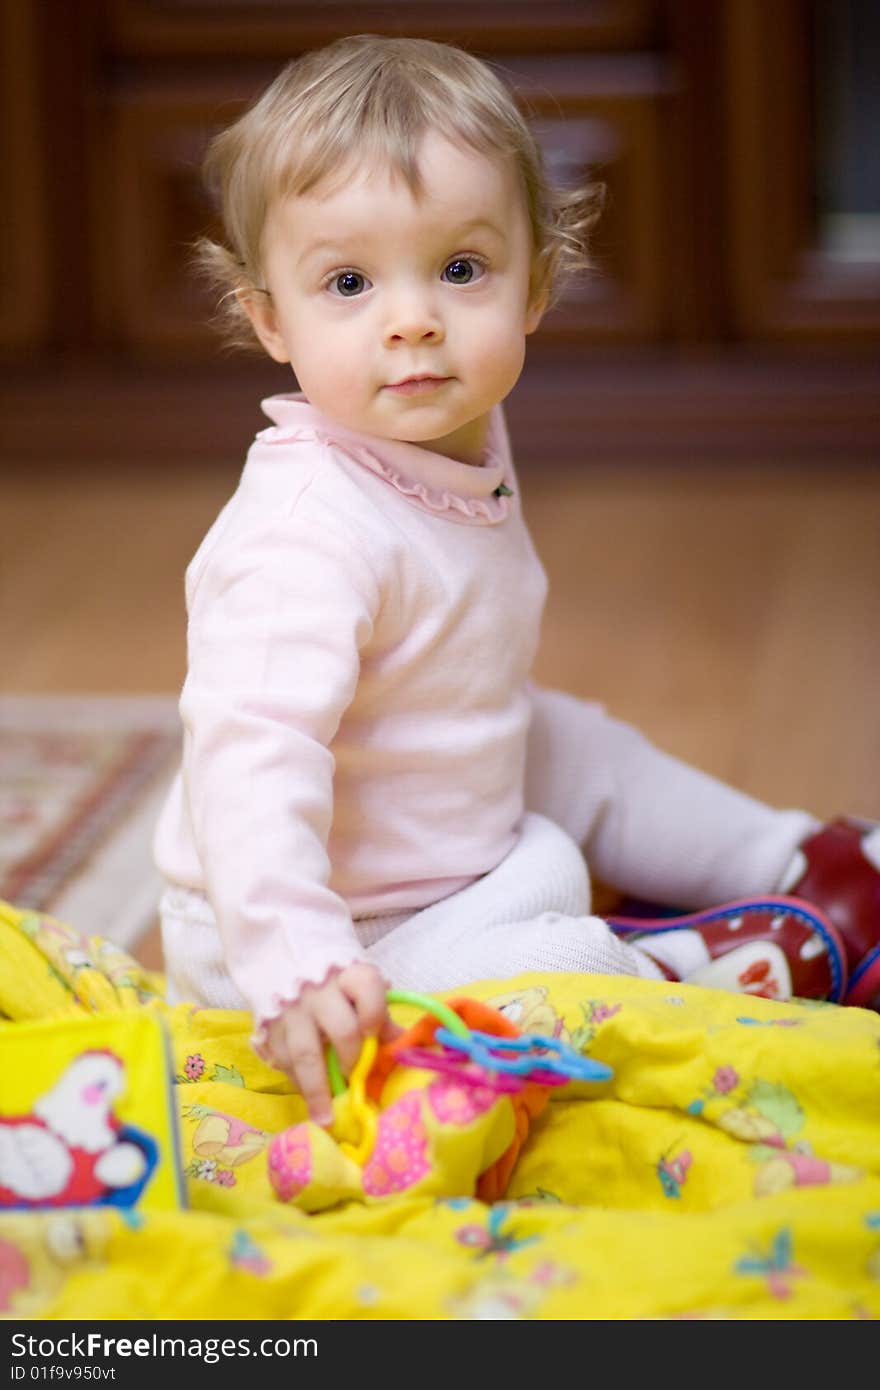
[297,240,351,270]
[449,217,506,241]
[297,217,506,270]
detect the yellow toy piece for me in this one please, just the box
[338,1035,379,1164]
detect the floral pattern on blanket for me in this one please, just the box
[2,898,880,1319]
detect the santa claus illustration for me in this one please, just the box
[0,1049,157,1209]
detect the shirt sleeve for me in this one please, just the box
[179,487,383,1032]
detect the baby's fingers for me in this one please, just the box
[340,963,392,1040]
[277,1015,334,1127]
[312,988,365,1078]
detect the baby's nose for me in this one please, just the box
[383,292,444,347]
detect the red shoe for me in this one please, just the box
[779,817,880,1009]
[607,897,847,1003]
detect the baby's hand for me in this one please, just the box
[263,963,395,1126]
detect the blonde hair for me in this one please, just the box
[196,34,604,349]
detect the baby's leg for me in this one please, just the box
[362,812,657,992]
[525,684,817,909]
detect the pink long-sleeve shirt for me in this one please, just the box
[153,394,548,1028]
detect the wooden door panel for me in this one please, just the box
[0,0,50,352]
[96,52,673,355]
[725,0,880,341]
[96,81,259,354]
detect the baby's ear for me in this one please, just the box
[525,287,549,335]
[525,253,552,335]
[236,287,290,363]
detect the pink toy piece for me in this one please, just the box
[427,1076,501,1126]
[267,1123,313,1201]
[362,1091,431,1197]
[393,1045,525,1094]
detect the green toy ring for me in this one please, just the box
[326,989,471,1097]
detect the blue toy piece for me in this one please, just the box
[433,1027,613,1084]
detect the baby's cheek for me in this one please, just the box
[469,321,526,393]
[295,340,365,410]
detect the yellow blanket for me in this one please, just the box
[2,901,880,1320]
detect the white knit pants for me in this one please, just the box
[160,685,817,1008]
[359,811,652,990]
[525,687,817,908]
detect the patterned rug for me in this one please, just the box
[0,695,181,951]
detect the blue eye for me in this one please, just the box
[442,258,483,285]
[329,271,370,297]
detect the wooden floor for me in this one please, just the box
[3,454,879,834]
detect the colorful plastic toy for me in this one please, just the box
[431,1026,612,1086]
[267,990,613,1211]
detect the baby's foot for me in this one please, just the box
[608,898,846,1004]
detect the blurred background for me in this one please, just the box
[2,0,879,823]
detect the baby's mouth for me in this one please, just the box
[384,375,451,396]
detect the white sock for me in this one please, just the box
[629,929,710,979]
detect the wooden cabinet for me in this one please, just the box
[87,1,678,356]
[2,0,878,460]
[724,0,880,341]
[0,0,50,351]
[96,78,237,354]
[0,0,707,359]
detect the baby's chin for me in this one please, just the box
[308,391,489,458]
[393,414,485,444]
[304,398,440,441]
[367,411,479,448]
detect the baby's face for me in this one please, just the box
[247,132,543,464]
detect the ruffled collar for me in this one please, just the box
[257,393,515,526]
